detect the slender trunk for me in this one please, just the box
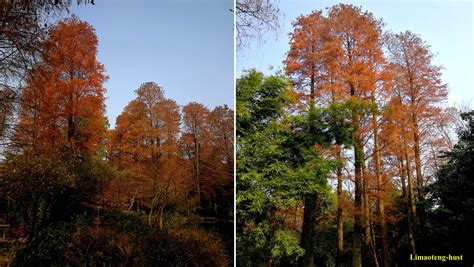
[349,81,363,267]
[403,140,417,257]
[372,111,389,267]
[404,44,426,246]
[352,110,363,267]
[362,148,379,264]
[299,75,317,267]
[399,156,407,200]
[336,143,344,267]
[194,134,201,207]
[331,87,345,267]
[399,156,417,263]
[397,91,418,261]
[411,112,426,241]
[148,205,154,226]
[369,221,380,267]
[158,205,166,230]
[362,151,370,248]
[148,191,160,226]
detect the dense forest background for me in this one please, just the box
[237,4,473,267]
[0,2,233,266]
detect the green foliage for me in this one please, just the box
[236,69,293,137]
[237,70,348,266]
[271,229,304,262]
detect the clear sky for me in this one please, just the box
[238,0,473,106]
[71,0,234,127]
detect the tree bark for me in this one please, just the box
[194,134,201,207]
[411,112,426,242]
[372,111,389,267]
[403,137,417,258]
[352,110,363,267]
[362,151,371,248]
[369,220,380,267]
[158,204,166,230]
[299,194,317,267]
[336,143,344,267]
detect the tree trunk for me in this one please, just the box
[67,115,75,141]
[399,157,407,201]
[369,221,380,267]
[372,111,389,267]
[352,111,363,267]
[158,205,166,230]
[194,135,201,207]
[299,194,317,267]
[398,93,418,260]
[148,191,160,226]
[403,140,417,258]
[336,143,344,267]
[411,112,426,242]
[362,151,370,248]
[298,59,318,267]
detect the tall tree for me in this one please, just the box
[14,16,107,154]
[285,11,333,266]
[285,5,388,266]
[237,70,305,265]
[0,1,95,149]
[182,102,209,208]
[0,1,66,142]
[206,105,234,215]
[325,5,384,266]
[108,82,182,228]
[386,31,448,243]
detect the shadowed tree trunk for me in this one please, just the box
[411,111,426,245]
[299,64,318,267]
[403,133,417,259]
[372,104,389,267]
[299,193,318,267]
[362,149,371,249]
[352,109,363,267]
[336,143,344,267]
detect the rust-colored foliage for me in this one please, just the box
[106,83,234,228]
[106,82,184,220]
[15,16,107,154]
[283,4,455,267]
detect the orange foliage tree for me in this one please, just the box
[286,4,388,266]
[107,82,183,228]
[15,16,107,154]
[107,87,234,229]
[385,31,448,250]
[181,102,210,208]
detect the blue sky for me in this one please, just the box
[238,0,473,106]
[71,0,234,127]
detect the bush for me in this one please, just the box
[2,153,110,236]
[11,223,71,267]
